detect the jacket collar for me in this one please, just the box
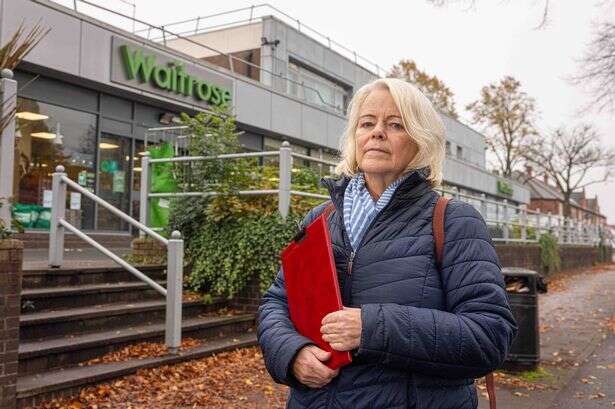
[321,167,433,213]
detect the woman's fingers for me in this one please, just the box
[308,345,331,362]
[293,345,339,388]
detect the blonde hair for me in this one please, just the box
[335,78,446,187]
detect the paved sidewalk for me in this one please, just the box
[479,264,615,408]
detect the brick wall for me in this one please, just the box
[230,273,261,312]
[528,199,560,216]
[0,239,23,409]
[494,243,607,274]
[218,243,613,311]
[131,238,166,262]
[495,244,542,271]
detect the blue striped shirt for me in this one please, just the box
[343,172,408,250]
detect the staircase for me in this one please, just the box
[16,265,258,408]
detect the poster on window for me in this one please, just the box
[42,189,53,208]
[70,192,82,210]
[112,171,125,193]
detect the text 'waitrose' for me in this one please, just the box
[120,45,231,107]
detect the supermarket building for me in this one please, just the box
[3,0,529,234]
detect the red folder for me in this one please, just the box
[281,212,352,370]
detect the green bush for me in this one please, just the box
[168,109,328,298]
[539,233,560,276]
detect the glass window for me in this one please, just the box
[97,134,131,231]
[15,98,97,230]
[287,61,349,112]
[456,145,463,160]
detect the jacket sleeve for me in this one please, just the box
[356,201,517,379]
[257,205,327,387]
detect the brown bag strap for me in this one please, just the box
[433,196,450,268]
[432,196,497,409]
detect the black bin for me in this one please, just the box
[502,267,540,370]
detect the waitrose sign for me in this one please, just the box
[111,37,233,108]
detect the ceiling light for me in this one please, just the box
[31,132,57,139]
[133,167,142,172]
[99,142,119,149]
[16,112,49,121]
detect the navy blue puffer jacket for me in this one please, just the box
[258,170,517,409]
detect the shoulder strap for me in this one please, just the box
[432,195,496,409]
[433,196,450,268]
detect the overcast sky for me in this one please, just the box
[65,0,615,223]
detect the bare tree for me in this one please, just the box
[426,0,552,28]
[466,76,537,177]
[573,22,615,112]
[525,124,615,217]
[389,59,458,118]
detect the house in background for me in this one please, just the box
[520,167,607,226]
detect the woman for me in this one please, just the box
[257,78,517,409]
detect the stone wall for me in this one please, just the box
[0,240,23,409]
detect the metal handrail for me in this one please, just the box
[60,175,168,246]
[132,3,385,77]
[49,165,183,353]
[54,0,348,113]
[138,141,610,247]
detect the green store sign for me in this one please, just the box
[111,37,233,109]
[497,180,513,197]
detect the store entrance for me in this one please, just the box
[96,134,131,231]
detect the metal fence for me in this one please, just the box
[140,142,611,247]
[132,4,386,77]
[51,0,360,114]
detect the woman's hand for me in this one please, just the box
[292,345,339,388]
[321,307,362,351]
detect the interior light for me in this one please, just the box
[16,112,49,121]
[99,142,119,149]
[31,132,57,139]
[133,167,142,172]
[137,151,146,155]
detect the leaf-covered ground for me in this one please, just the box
[29,347,289,409]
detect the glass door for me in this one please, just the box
[131,140,145,235]
[97,134,131,231]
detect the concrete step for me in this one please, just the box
[19,298,229,341]
[16,332,258,408]
[21,265,166,289]
[21,281,167,312]
[18,314,256,376]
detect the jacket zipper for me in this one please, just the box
[342,203,392,304]
[347,251,355,275]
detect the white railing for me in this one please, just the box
[438,187,607,246]
[50,0,353,114]
[139,142,610,247]
[132,4,385,77]
[49,165,184,353]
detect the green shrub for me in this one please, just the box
[539,233,560,276]
[168,109,328,298]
